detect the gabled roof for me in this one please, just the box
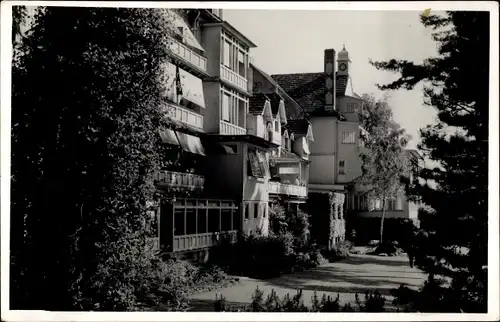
[284,119,313,141]
[271,72,353,116]
[250,63,305,119]
[249,93,269,115]
[266,92,283,116]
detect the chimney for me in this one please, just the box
[324,49,336,111]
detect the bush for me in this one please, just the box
[209,233,296,278]
[213,287,390,312]
[322,240,352,262]
[371,240,403,256]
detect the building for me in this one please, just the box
[272,47,421,248]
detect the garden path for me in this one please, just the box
[187,252,426,311]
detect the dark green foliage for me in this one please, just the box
[322,240,353,262]
[209,206,325,278]
[9,6,217,310]
[346,217,417,247]
[213,287,389,312]
[209,233,296,278]
[371,11,489,312]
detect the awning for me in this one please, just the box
[176,132,206,156]
[167,10,205,52]
[221,144,237,155]
[159,128,179,146]
[303,139,311,155]
[164,62,206,108]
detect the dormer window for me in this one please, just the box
[274,120,279,132]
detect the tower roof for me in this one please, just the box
[338,45,349,60]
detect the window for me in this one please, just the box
[244,203,249,220]
[374,198,382,210]
[197,209,207,233]
[274,120,279,132]
[221,32,248,74]
[223,40,231,67]
[342,131,356,144]
[339,160,346,175]
[174,209,185,236]
[396,196,403,210]
[221,209,232,231]
[262,204,267,218]
[238,50,246,77]
[222,93,230,121]
[253,203,259,218]
[233,209,241,230]
[221,86,249,127]
[385,198,394,211]
[186,209,197,235]
[208,209,220,232]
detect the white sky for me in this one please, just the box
[224,9,442,150]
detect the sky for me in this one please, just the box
[224,9,441,151]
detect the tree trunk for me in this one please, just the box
[380,194,386,244]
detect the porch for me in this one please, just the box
[159,199,241,253]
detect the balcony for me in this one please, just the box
[220,64,248,92]
[164,103,203,130]
[169,38,207,72]
[156,170,205,191]
[268,181,307,198]
[220,120,247,135]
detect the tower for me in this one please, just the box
[337,45,350,76]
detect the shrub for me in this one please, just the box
[213,287,389,312]
[269,203,288,235]
[371,240,403,256]
[322,240,352,262]
[209,233,296,278]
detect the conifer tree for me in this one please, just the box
[370,11,489,312]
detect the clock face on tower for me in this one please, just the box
[339,63,347,71]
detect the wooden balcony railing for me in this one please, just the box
[268,181,307,198]
[163,103,203,130]
[220,120,247,135]
[220,64,248,92]
[173,230,238,252]
[169,38,207,72]
[156,170,205,191]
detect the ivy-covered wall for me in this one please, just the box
[307,191,346,250]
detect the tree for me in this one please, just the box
[357,95,411,244]
[370,11,489,312]
[10,6,178,310]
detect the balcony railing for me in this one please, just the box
[220,64,248,92]
[163,103,203,130]
[268,181,307,198]
[169,38,207,72]
[156,170,205,191]
[220,120,247,135]
[173,230,238,252]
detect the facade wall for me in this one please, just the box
[202,81,221,133]
[201,25,222,77]
[336,121,363,183]
[309,117,337,185]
